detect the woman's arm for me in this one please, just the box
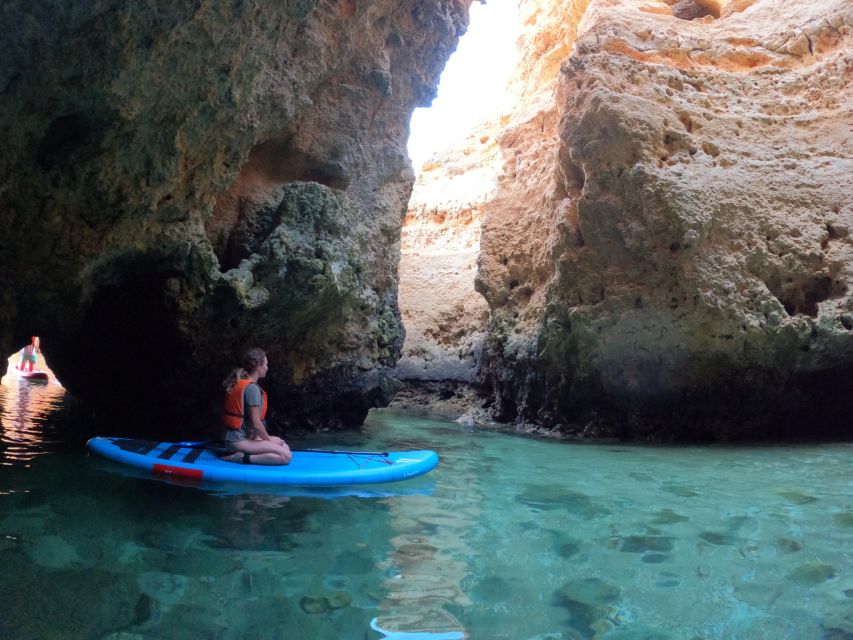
[247,404,271,440]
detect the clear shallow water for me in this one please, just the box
[1,378,852,640]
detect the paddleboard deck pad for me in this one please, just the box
[86,437,438,486]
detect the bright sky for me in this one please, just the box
[407,1,521,170]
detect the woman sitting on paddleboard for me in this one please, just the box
[19,336,39,372]
[221,348,292,465]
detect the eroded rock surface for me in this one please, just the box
[395,128,495,383]
[0,0,470,432]
[392,129,495,418]
[476,0,853,438]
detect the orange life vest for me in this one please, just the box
[223,380,268,430]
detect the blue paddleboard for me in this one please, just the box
[86,437,439,486]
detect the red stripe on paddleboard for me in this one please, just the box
[153,463,203,479]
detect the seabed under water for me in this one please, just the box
[0,378,851,639]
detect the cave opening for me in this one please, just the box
[406,1,520,170]
[2,337,62,387]
[395,1,519,399]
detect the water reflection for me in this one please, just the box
[0,357,66,466]
[371,415,474,638]
[1,406,852,639]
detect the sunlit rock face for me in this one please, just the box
[394,0,573,420]
[392,128,495,418]
[477,0,853,439]
[0,0,469,433]
[394,128,494,390]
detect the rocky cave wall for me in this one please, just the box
[0,0,471,434]
[474,0,853,439]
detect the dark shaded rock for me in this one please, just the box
[0,0,470,434]
[326,591,352,610]
[662,484,699,498]
[132,593,158,628]
[465,574,513,603]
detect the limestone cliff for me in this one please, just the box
[0,0,470,433]
[475,0,853,439]
[394,0,576,420]
[393,126,494,415]
[398,140,495,384]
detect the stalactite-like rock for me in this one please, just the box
[0,0,470,433]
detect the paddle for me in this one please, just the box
[296,448,390,457]
[175,440,390,457]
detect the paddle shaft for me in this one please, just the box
[175,441,389,457]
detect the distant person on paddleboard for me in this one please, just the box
[18,336,40,372]
[221,347,292,465]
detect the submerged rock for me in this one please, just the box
[698,531,741,546]
[516,485,609,519]
[299,590,352,615]
[779,491,820,505]
[642,553,671,564]
[326,591,353,610]
[733,580,784,607]
[554,577,622,637]
[300,595,330,615]
[556,577,621,607]
[137,571,189,605]
[27,534,86,569]
[833,512,853,527]
[788,563,836,586]
[775,538,803,553]
[650,509,689,525]
[617,535,675,553]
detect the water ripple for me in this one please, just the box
[0,365,66,465]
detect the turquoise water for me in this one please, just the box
[1,375,852,639]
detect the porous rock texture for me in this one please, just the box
[476,0,853,439]
[0,0,470,434]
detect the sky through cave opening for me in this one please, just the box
[395,2,521,389]
[406,1,521,171]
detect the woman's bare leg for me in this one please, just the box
[232,438,292,465]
